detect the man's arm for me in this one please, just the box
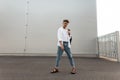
[58,29,64,50]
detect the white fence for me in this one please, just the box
[97,31,120,62]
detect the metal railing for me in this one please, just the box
[97,31,120,62]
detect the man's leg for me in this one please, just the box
[55,46,64,68]
[64,44,75,68]
[51,46,63,73]
[64,44,76,74]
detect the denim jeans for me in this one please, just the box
[55,42,75,67]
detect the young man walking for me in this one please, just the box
[51,19,76,74]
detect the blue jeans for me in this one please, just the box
[55,42,75,67]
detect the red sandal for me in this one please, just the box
[71,68,76,74]
[51,68,59,73]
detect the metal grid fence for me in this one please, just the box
[97,31,120,62]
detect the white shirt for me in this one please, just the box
[57,27,71,48]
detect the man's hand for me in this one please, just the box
[59,41,64,51]
[60,45,64,51]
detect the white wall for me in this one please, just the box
[0,0,97,56]
[0,0,26,53]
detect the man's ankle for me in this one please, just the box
[72,66,76,69]
[55,67,59,69]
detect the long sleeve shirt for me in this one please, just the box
[57,27,71,48]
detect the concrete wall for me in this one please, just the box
[0,0,97,56]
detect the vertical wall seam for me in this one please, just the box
[24,0,30,53]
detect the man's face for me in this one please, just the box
[63,22,69,28]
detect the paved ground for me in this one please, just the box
[0,56,120,80]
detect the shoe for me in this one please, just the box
[71,68,76,74]
[51,68,59,73]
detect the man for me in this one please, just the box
[51,19,76,74]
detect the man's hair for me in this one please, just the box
[63,19,69,23]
